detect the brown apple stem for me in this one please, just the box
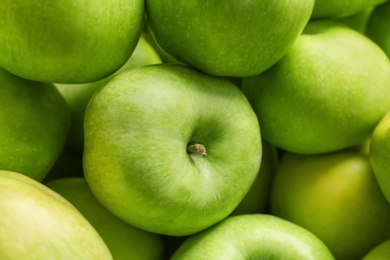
[187,143,207,157]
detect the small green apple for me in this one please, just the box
[365,1,390,58]
[270,151,390,260]
[145,0,314,77]
[45,177,164,260]
[0,67,71,181]
[241,20,390,154]
[0,0,144,83]
[311,0,386,18]
[83,63,262,236]
[55,36,162,152]
[370,111,390,203]
[171,214,334,259]
[0,170,112,259]
[362,240,390,260]
[230,139,279,215]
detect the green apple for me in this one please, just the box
[311,0,386,18]
[362,240,390,260]
[366,1,390,58]
[370,111,390,203]
[83,63,262,236]
[171,214,334,259]
[145,0,314,77]
[0,0,144,83]
[0,170,112,259]
[241,20,390,154]
[55,36,162,152]
[230,139,279,215]
[270,151,390,260]
[0,66,71,181]
[45,177,164,260]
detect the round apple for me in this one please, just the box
[0,67,71,181]
[311,0,385,18]
[83,63,262,236]
[362,240,390,260]
[171,214,334,259]
[270,151,390,260]
[55,36,162,152]
[0,170,112,259]
[45,177,164,260]
[241,20,390,154]
[370,111,390,203]
[0,0,144,83]
[145,0,314,77]
[365,1,390,58]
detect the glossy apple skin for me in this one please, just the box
[0,171,112,259]
[55,36,162,152]
[145,0,314,77]
[45,177,164,260]
[171,214,334,259]
[0,0,144,83]
[370,111,390,203]
[270,151,390,260]
[311,0,386,18]
[0,67,71,181]
[83,64,262,236]
[366,1,390,58]
[241,20,390,154]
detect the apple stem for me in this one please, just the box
[187,143,207,157]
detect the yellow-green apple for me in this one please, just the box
[0,0,144,83]
[365,1,390,58]
[55,36,162,152]
[270,151,390,260]
[0,170,112,259]
[171,214,335,259]
[362,240,390,260]
[0,67,71,181]
[83,63,262,236]
[145,0,314,77]
[241,20,390,154]
[45,177,164,260]
[370,111,390,203]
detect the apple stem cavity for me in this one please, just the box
[187,143,207,157]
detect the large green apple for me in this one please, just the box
[45,177,164,260]
[270,151,390,260]
[0,0,144,83]
[145,0,314,77]
[171,214,334,259]
[370,111,390,203]
[55,36,162,152]
[241,20,390,154]
[83,63,262,236]
[365,1,390,58]
[0,66,71,181]
[0,170,112,259]
[311,0,386,18]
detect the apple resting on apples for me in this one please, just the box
[270,151,390,260]
[241,20,390,154]
[171,214,335,259]
[0,67,71,181]
[0,170,112,259]
[0,0,144,83]
[83,63,262,236]
[145,0,314,77]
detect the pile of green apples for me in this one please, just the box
[2,0,390,259]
